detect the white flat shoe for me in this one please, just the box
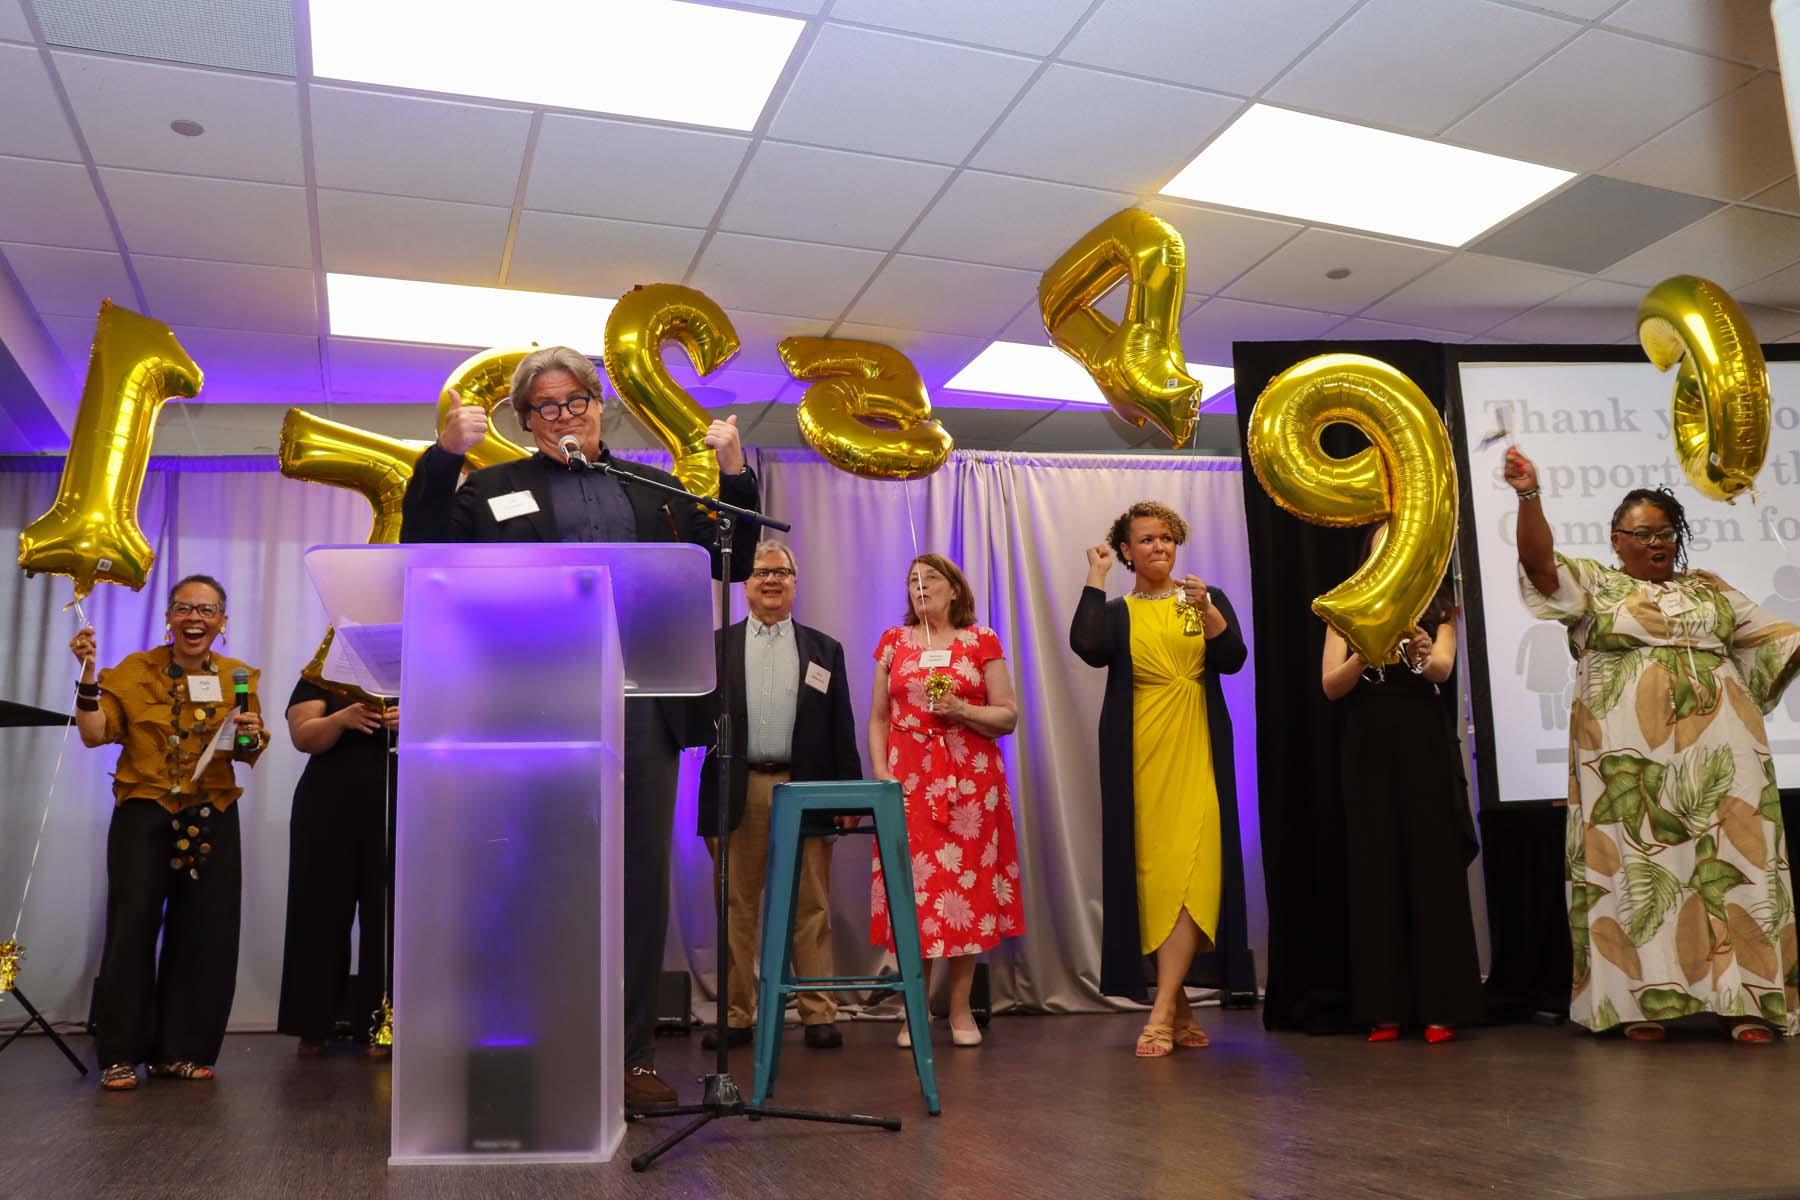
[949,1021,982,1047]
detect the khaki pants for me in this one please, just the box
[707,769,837,1029]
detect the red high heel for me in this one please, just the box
[1424,1024,1456,1044]
[1367,1024,1400,1043]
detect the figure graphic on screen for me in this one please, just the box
[1515,623,1574,730]
[1762,565,1800,723]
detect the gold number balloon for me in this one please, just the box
[435,344,535,472]
[602,284,738,498]
[17,301,202,599]
[1246,353,1458,665]
[1637,275,1770,503]
[779,337,953,480]
[278,408,429,704]
[1039,208,1199,448]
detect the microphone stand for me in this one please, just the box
[566,450,901,1171]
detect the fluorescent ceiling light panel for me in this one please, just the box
[327,274,615,351]
[310,0,804,131]
[1160,105,1573,246]
[945,341,1233,406]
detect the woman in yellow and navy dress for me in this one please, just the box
[1070,501,1248,1057]
[69,574,267,1091]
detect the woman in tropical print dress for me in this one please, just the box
[869,553,1024,1049]
[1509,448,1799,1042]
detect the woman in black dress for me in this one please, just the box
[1319,529,1482,1043]
[277,680,397,1055]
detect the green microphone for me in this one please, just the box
[232,669,253,749]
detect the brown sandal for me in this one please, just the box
[1172,1019,1211,1048]
[1727,1018,1776,1044]
[148,1060,214,1080]
[1135,1022,1175,1058]
[1623,1021,1665,1042]
[100,1063,138,1091]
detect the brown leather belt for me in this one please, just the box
[746,762,789,773]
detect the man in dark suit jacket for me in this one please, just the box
[691,540,861,1051]
[399,346,758,1112]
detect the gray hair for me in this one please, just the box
[510,346,605,425]
[755,539,797,574]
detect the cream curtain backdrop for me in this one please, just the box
[1,448,1261,1029]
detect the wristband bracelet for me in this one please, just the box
[77,681,99,697]
[1516,487,1541,501]
[75,697,99,712]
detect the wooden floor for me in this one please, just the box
[3,1011,1798,1200]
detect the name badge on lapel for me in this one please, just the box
[804,662,831,693]
[185,674,223,703]
[488,490,540,522]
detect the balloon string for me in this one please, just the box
[12,605,86,942]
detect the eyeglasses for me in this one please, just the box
[169,602,222,618]
[749,567,795,581]
[1613,528,1678,546]
[525,395,593,422]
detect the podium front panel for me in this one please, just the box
[391,562,624,1164]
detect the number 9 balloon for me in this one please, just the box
[1637,274,1769,503]
[18,300,202,600]
[1246,353,1457,665]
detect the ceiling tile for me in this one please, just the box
[688,232,885,320]
[972,65,1240,192]
[720,142,951,250]
[53,52,303,184]
[172,326,322,405]
[1507,0,1615,17]
[102,168,311,266]
[1601,205,1800,287]
[1222,228,1446,310]
[135,255,317,334]
[0,154,113,249]
[827,0,1092,55]
[32,0,296,74]
[1322,317,1472,342]
[1010,407,1145,451]
[1604,75,1792,200]
[659,366,791,409]
[1733,261,1800,308]
[831,321,991,389]
[1480,278,1645,342]
[0,45,82,161]
[1471,175,1721,273]
[902,172,1130,270]
[1183,296,1343,364]
[1604,0,1778,68]
[1363,253,1586,333]
[770,24,1037,162]
[505,211,704,297]
[39,313,98,375]
[921,405,1051,448]
[729,0,827,12]
[326,338,470,406]
[181,404,318,453]
[1266,0,1575,135]
[310,86,533,207]
[844,254,1039,337]
[318,189,509,286]
[1444,29,1755,171]
[1748,176,1800,214]
[0,241,132,316]
[524,114,749,227]
[1140,200,1302,295]
[1063,0,1359,95]
[1739,303,1800,340]
[0,0,31,40]
[705,310,830,377]
[994,301,1054,343]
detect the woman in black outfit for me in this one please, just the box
[277,680,397,1055]
[1319,529,1482,1043]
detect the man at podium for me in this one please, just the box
[401,346,759,1110]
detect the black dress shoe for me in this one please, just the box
[700,1025,753,1050]
[803,1023,844,1050]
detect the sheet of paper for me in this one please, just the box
[334,622,405,697]
[190,717,235,782]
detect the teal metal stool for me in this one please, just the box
[751,780,940,1115]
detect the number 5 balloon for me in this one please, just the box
[1246,353,1457,665]
[1637,274,1769,503]
[18,300,202,599]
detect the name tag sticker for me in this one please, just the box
[1657,591,1696,617]
[805,662,831,693]
[186,675,223,702]
[917,649,951,669]
[488,490,540,522]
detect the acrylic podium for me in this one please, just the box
[303,543,716,1166]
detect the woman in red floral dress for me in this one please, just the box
[868,553,1024,1048]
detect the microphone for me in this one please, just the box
[557,435,590,470]
[232,668,253,749]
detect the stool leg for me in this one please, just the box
[874,801,939,1116]
[752,800,805,1105]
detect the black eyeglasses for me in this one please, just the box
[169,602,222,618]
[749,567,795,581]
[1613,528,1678,546]
[526,395,593,422]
